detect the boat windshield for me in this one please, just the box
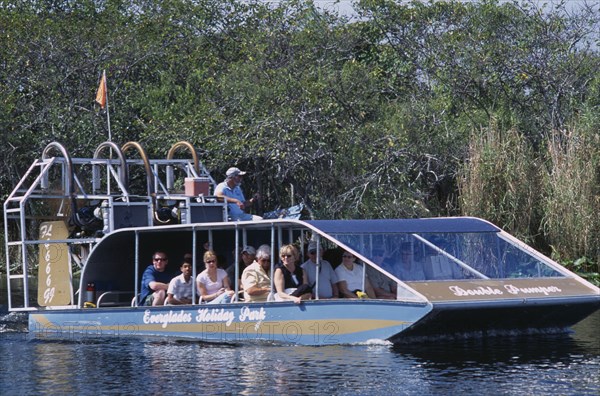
[331,232,564,281]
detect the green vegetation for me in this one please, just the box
[0,0,598,279]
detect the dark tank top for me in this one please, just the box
[275,263,303,289]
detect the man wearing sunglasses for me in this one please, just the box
[140,251,174,306]
[241,244,273,302]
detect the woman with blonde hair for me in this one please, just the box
[274,244,311,304]
[196,250,234,304]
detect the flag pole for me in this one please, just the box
[103,70,112,142]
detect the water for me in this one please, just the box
[1,308,598,395]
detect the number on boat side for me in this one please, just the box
[308,322,340,344]
[43,287,56,304]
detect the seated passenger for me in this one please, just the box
[166,261,194,305]
[241,244,272,302]
[395,242,426,281]
[423,244,464,280]
[274,244,311,304]
[196,250,234,304]
[140,251,174,306]
[334,251,376,298]
[226,245,256,292]
[368,247,396,299]
[301,242,339,299]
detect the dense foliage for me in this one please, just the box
[1,0,598,276]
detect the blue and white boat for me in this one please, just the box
[4,142,599,345]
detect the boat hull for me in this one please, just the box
[390,296,600,341]
[29,294,599,344]
[28,300,432,345]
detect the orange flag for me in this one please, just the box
[95,72,107,109]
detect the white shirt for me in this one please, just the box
[167,273,193,301]
[335,263,365,291]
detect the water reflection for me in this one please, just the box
[0,311,598,395]
[395,334,589,366]
[33,342,77,393]
[237,346,270,395]
[390,313,600,395]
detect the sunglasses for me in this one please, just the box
[205,259,216,264]
[153,257,167,261]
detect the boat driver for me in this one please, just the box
[215,167,263,221]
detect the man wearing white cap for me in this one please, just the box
[215,167,262,221]
[301,241,339,299]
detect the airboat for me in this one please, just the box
[4,141,599,345]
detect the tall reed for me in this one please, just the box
[458,124,542,244]
[541,129,600,273]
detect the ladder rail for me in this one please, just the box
[3,158,55,205]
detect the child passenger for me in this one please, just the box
[165,261,194,305]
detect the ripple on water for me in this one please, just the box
[0,311,28,333]
[0,311,597,395]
